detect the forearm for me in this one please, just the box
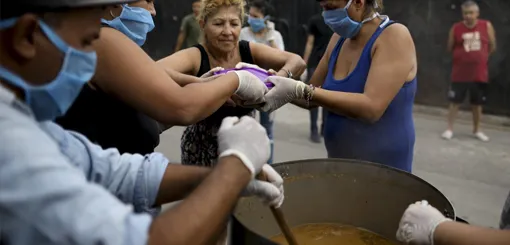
[312,88,378,122]
[303,43,313,64]
[148,156,251,245]
[174,33,185,53]
[434,221,510,245]
[154,164,211,206]
[490,43,497,55]
[164,68,201,86]
[291,98,318,110]
[276,54,307,79]
[173,73,239,125]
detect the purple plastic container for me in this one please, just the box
[214,67,274,88]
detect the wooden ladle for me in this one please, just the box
[257,172,299,245]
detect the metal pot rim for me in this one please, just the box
[271,158,457,219]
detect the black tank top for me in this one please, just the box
[195,40,255,123]
[55,26,160,155]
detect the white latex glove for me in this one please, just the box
[231,70,268,105]
[261,76,308,113]
[243,164,284,208]
[200,67,224,78]
[396,200,451,245]
[217,116,271,176]
[235,62,268,73]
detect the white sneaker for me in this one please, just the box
[442,130,453,140]
[474,132,490,142]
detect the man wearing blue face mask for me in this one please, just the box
[0,0,284,244]
[259,0,418,173]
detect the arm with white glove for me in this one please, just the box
[230,70,269,105]
[261,76,315,113]
[397,201,510,245]
[150,116,278,245]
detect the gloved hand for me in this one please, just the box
[200,67,224,78]
[243,164,284,208]
[235,62,274,74]
[261,76,308,113]
[396,200,452,245]
[231,70,268,105]
[217,116,271,176]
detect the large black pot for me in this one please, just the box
[233,159,456,244]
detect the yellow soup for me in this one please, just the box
[271,223,397,245]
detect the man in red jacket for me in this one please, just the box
[442,0,496,142]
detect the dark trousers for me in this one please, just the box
[310,107,327,134]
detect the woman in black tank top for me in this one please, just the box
[56,1,294,155]
[157,0,306,167]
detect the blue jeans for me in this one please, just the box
[259,111,274,164]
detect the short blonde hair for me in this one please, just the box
[198,0,246,23]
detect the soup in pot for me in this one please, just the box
[271,223,397,245]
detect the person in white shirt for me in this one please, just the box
[239,0,285,164]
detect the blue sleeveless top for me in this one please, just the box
[322,18,417,172]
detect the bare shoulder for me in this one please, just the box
[95,27,142,54]
[486,20,495,29]
[157,46,202,75]
[375,23,415,54]
[379,23,413,42]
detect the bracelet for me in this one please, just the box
[280,68,293,78]
[304,84,316,107]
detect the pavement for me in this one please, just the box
[156,105,510,228]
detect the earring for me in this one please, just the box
[110,9,116,18]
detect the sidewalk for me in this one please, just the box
[414,104,510,128]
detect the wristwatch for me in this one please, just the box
[281,68,293,78]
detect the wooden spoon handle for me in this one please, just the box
[257,171,299,245]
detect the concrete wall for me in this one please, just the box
[144,0,509,116]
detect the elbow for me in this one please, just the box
[359,105,385,124]
[168,108,201,126]
[157,102,203,126]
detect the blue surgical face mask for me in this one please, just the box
[101,4,155,46]
[322,0,378,38]
[248,16,268,33]
[0,19,97,121]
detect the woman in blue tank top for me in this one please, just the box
[260,0,418,172]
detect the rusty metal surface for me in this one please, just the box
[144,0,509,116]
[234,159,455,242]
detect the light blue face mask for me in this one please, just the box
[102,4,155,46]
[322,0,378,38]
[248,16,269,33]
[0,19,97,121]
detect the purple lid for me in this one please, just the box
[214,67,274,88]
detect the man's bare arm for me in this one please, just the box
[174,31,186,53]
[153,164,211,206]
[487,21,497,55]
[303,35,315,64]
[149,156,251,245]
[447,26,455,53]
